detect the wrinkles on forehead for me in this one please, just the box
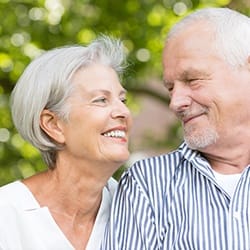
[163,67,212,87]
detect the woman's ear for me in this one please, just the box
[40,109,65,144]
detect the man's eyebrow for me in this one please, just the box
[179,69,211,80]
[163,69,210,83]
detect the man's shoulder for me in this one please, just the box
[130,148,182,172]
[116,150,183,203]
[123,149,183,186]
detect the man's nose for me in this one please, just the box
[169,83,192,113]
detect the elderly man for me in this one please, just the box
[102,7,250,250]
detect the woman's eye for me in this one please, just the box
[121,98,127,104]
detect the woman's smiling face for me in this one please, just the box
[59,63,132,167]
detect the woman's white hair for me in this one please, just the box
[167,7,250,67]
[11,35,127,169]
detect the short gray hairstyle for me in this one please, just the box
[166,7,250,67]
[11,35,127,169]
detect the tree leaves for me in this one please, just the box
[0,0,241,184]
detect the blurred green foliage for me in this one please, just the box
[0,0,248,185]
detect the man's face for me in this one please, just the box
[162,22,250,151]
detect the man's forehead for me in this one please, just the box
[163,66,211,84]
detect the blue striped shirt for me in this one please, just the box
[102,142,250,250]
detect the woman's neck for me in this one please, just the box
[22,166,106,250]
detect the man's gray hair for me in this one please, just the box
[167,7,250,67]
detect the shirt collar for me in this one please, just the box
[178,141,214,179]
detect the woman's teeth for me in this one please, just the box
[103,130,125,138]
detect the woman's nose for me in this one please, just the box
[111,100,131,119]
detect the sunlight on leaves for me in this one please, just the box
[173,2,188,16]
[20,143,41,159]
[0,128,10,142]
[23,43,44,59]
[29,7,46,21]
[17,159,36,178]
[147,5,166,26]
[136,48,151,62]
[0,53,13,72]
[11,133,25,149]
[45,0,65,25]
[77,29,96,44]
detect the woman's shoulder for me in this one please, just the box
[0,180,39,210]
[0,180,23,201]
[0,183,25,238]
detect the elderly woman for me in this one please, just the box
[0,36,132,249]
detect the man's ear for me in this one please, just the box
[40,109,65,144]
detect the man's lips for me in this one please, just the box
[182,113,204,124]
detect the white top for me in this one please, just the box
[0,178,117,250]
[213,170,242,197]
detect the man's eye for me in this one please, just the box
[188,78,198,82]
[165,86,173,94]
[94,97,107,103]
[187,78,203,83]
[164,83,173,93]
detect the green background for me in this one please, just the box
[0,0,249,184]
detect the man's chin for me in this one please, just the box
[184,134,218,150]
